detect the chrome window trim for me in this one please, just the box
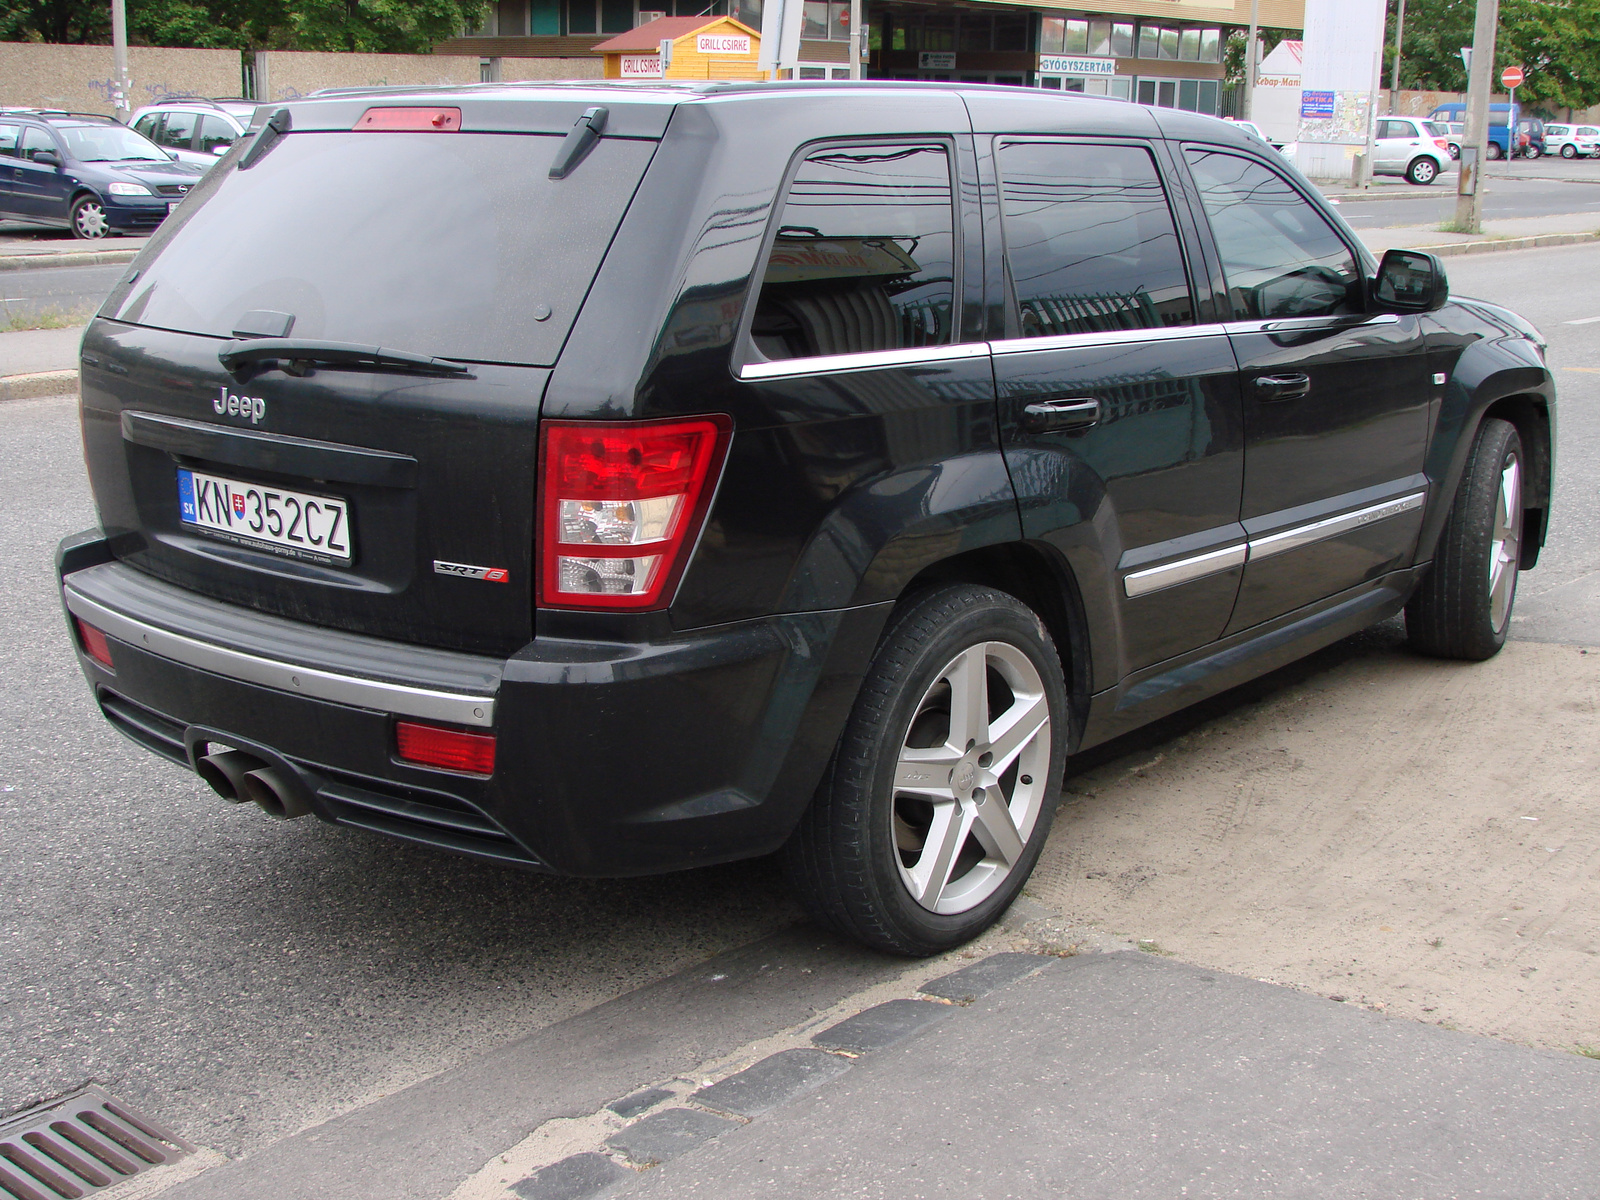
[64,586,497,728]
[990,322,1229,357]
[1248,492,1426,562]
[1124,542,1247,598]
[737,341,990,381]
[1223,313,1401,336]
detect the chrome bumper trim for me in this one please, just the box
[63,585,496,728]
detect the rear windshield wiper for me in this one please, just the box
[219,338,473,379]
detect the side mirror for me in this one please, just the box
[32,149,61,167]
[1371,248,1448,313]
[166,148,180,160]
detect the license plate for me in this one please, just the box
[167,201,179,214]
[177,468,352,565]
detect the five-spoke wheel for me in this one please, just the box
[783,584,1067,956]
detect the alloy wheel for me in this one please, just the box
[1489,451,1521,632]
[891,641,1051,915]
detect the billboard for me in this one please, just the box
[1295,0,1385,177]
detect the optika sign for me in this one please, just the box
[214,386,266,424]
[619,54,663,77]
[696,33,750,54]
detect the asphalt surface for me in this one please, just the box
[0,243,1595,1179]
[0,262,121,327]
[1335,175,1600,228]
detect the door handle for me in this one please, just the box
[1252,373,1311,401]
[1021,397,1100,432]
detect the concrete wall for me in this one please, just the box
[254,50,478,102]
[498,57,604,81]
[0,42,241,114]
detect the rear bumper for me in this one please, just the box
[59,531,886,876]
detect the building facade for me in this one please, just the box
[436,0,1303,114]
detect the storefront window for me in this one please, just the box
[1064,18,1088,54]
[1087,19,1111,57]
[960,12,990,51]
[1111,22,1134,57]
[994,13,1027,51]
[1039,15,1064,55]
[802,0,828,38]
[922,11,954,50]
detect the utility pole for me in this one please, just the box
[1390,0,1406,97]
[1241,0,1260,120]
[111,0,131,122]
[848,0,862,80]
[1455,0,1499,233]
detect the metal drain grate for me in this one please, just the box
[0,1086,194,1200]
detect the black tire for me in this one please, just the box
[782,584,1068,956]
[1487,142,1505,161]
[1406,418,1524,661]
[1448,143,1461,160]
[70,194,109,240]
[1406,157,1439,185]
[1562,144,1578,159]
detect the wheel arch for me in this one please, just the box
[1419,344,1554,572]
[893,540,1093,754]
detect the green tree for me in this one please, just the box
[1,0,487,51]
[1386,0,1600,111]
[1225,25,1298,84]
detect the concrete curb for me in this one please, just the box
[0,248,140,271]
[1420,231,1600,257]
[0,370,78,401]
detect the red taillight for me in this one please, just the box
[1434,138,1450,150]
[75,617,114,669]
[395,721,496,775]
[353,107,461,132]
[538,416,732,610]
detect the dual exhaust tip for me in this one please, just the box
[196,748,311,819]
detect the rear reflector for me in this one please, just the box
[353,107,462,132]
[75,617,114,669]
[396,720,496,775]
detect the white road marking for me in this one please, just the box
[1564,314,1600,324]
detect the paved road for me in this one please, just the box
[0,263,121,328]
[0,249,1594,1175]
[1335,176,1600,228]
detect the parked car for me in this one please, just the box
[0,109,206,237]
[1516,116,1546,158]
[1373,115,1452,184]
[129,98,255,169]
[1430,102,1517,159]
[59,83,1554,955]
[1543,123,1599,159]
[1444,122,1465,159]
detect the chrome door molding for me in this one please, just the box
[1124,542,1248,599]
[737,341,990,381]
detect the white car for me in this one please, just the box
[128,99,256,169]
[1544,124,1600,159]
[1373,116,1453,185]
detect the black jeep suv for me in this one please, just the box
[59,83,1554,955]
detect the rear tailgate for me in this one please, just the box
[82,94,668,656]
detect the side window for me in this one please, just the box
[198,115,237,154]
[20,127,58,161]
[157,110,196,150]
[0,125,18,158]
[133,114,161,140]
[750,143,956,361]
[1185,149,1360,321]
[997,140,1193,337]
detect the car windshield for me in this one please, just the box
[58,122,167,162]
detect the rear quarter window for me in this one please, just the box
[107,130,657,368]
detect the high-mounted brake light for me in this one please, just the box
[395,720,496,775]
[353,107,462,132]
[75,617,114,670]
[538,416,732,610]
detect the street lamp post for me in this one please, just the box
[111,0,131,122]
[1242,0,1260,120]
[1391,0,1406,97]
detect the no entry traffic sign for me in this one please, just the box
[1502,65,1525,89]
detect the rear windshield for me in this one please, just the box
[1424,121,1450,137]
[107,131,656,367]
